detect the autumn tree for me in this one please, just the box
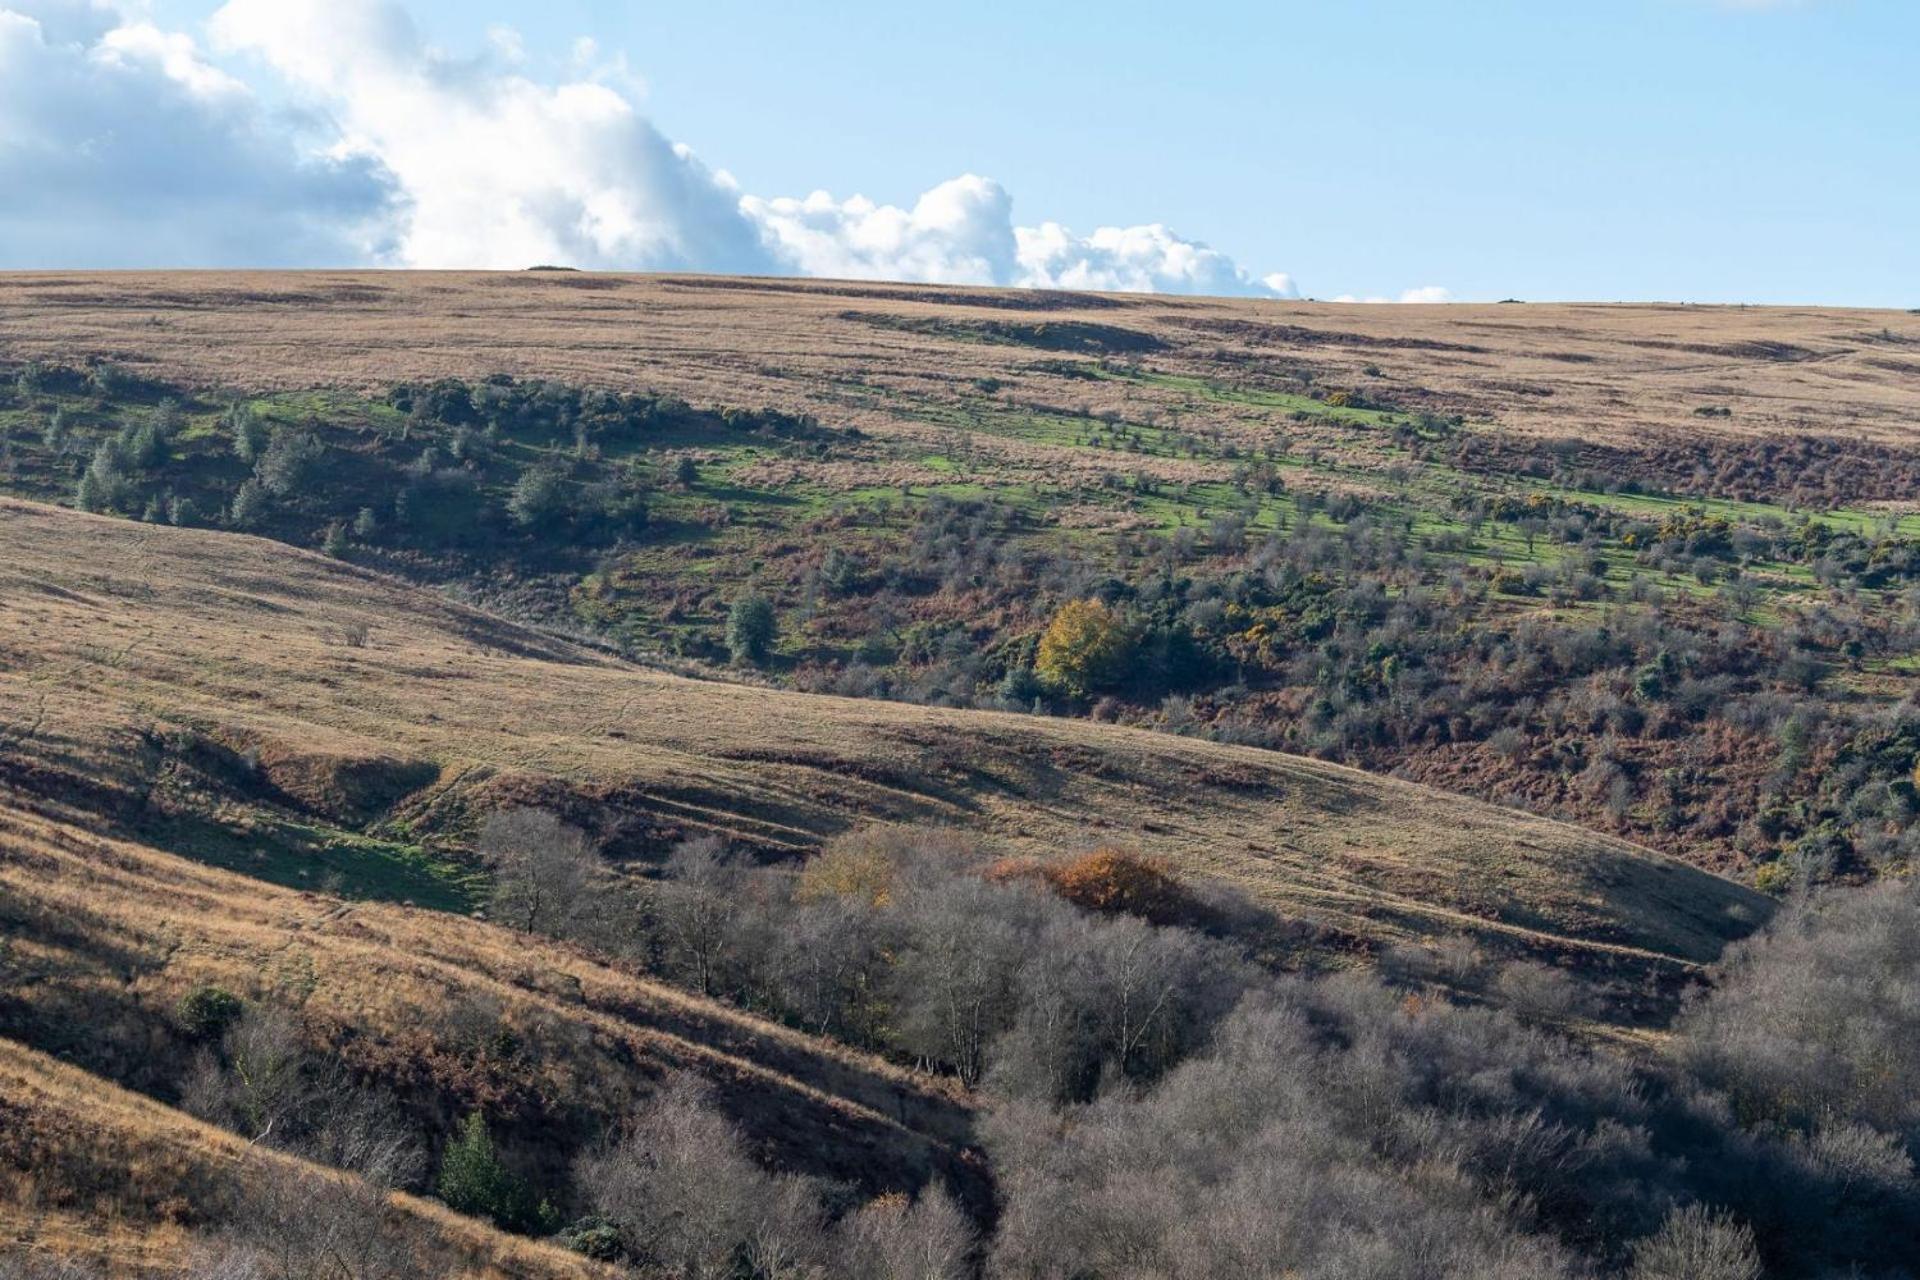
[1034,599,1132,697]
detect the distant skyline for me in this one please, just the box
[3,0,1915,305]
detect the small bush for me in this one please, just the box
[174,986,244,1041]
[1043,848,1193,925]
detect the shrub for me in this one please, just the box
[796,831,903,906]
[174,985,244,1040]
[727,591,778,665]
[1043,848,1193,924]
[1629,1205,1761,1280]
[1494,959,1584,1023]
[253,428,325,497]
[436,1112,533,1230]
[1035,599,1132,697]
[506,466,568,529]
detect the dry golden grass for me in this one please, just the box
[0,497,1767,974]
[0,271,1914,452]
[0,1036,623,1279]
[0,792,977,1191]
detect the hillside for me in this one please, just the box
[3,274,1918,886]
[0,1035,616,1279]
[3,272,1917,451]
[0,497,1764,978]
[3,277,1917,1279]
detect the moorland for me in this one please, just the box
[1,273,1918,1278]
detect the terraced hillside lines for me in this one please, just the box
[1,272,1915,452]
[0,498,1769,973]
[0,1035,617,1279]
[0,799,978,1194]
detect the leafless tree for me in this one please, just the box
[838,1184,974,1280]
[478,809,600,939]
[1629,1205,1762,1280]
[577,1074,829,1279]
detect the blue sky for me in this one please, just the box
[7,0,1917,303]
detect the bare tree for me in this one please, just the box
[478,809,600,939]
[1629,1206,1762,1280]
[838,1184,974,1280]
[181,1005,311,1144]
[657,835,747,996]
[577,1074,829,1279]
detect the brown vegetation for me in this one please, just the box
[0,273,1915,462]
[0,497,1766,981]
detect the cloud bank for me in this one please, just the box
[0,0,1430,302]
[0,0,393,266]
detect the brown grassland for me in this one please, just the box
[0,1032,621,1278]
[1,271,1916,454]
[0,497,1764,972]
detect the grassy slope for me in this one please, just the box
[0,1035,618,1278]
[0,794,978,1196]
[0,497,1768,975]
[0,273,1914,450]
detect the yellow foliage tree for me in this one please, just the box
[1034,599,1131,698]
[796,830,904,906]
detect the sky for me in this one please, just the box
[2,0,1915,305]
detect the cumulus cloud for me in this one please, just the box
[742,175,1018,286]
[1,0,1442,301]
[1016,221,1299,297]
[209,0,774,273]
[1330,286,1455,305]
[0,0,393,267]
[743,177,1299,298]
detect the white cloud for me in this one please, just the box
[0,0,393,268]
[1330,286,1455,304]
[742,175,1017,286]
[1015,220,1296,297]
[1,0,1441,301]
[209,0,773,273]
[741,179,1301,298]
[208,0,1305,295]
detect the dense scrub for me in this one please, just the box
[14,820,1906,1277]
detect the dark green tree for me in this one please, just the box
[507,466,568,530]
[437,1112,530,1228]
[727,592,777,666]
[229,477,270,528]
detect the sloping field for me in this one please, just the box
[0,1033,618,1278]
[1,271,1915,452]
[0,497,1767,974]
[0,797,977,1198]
